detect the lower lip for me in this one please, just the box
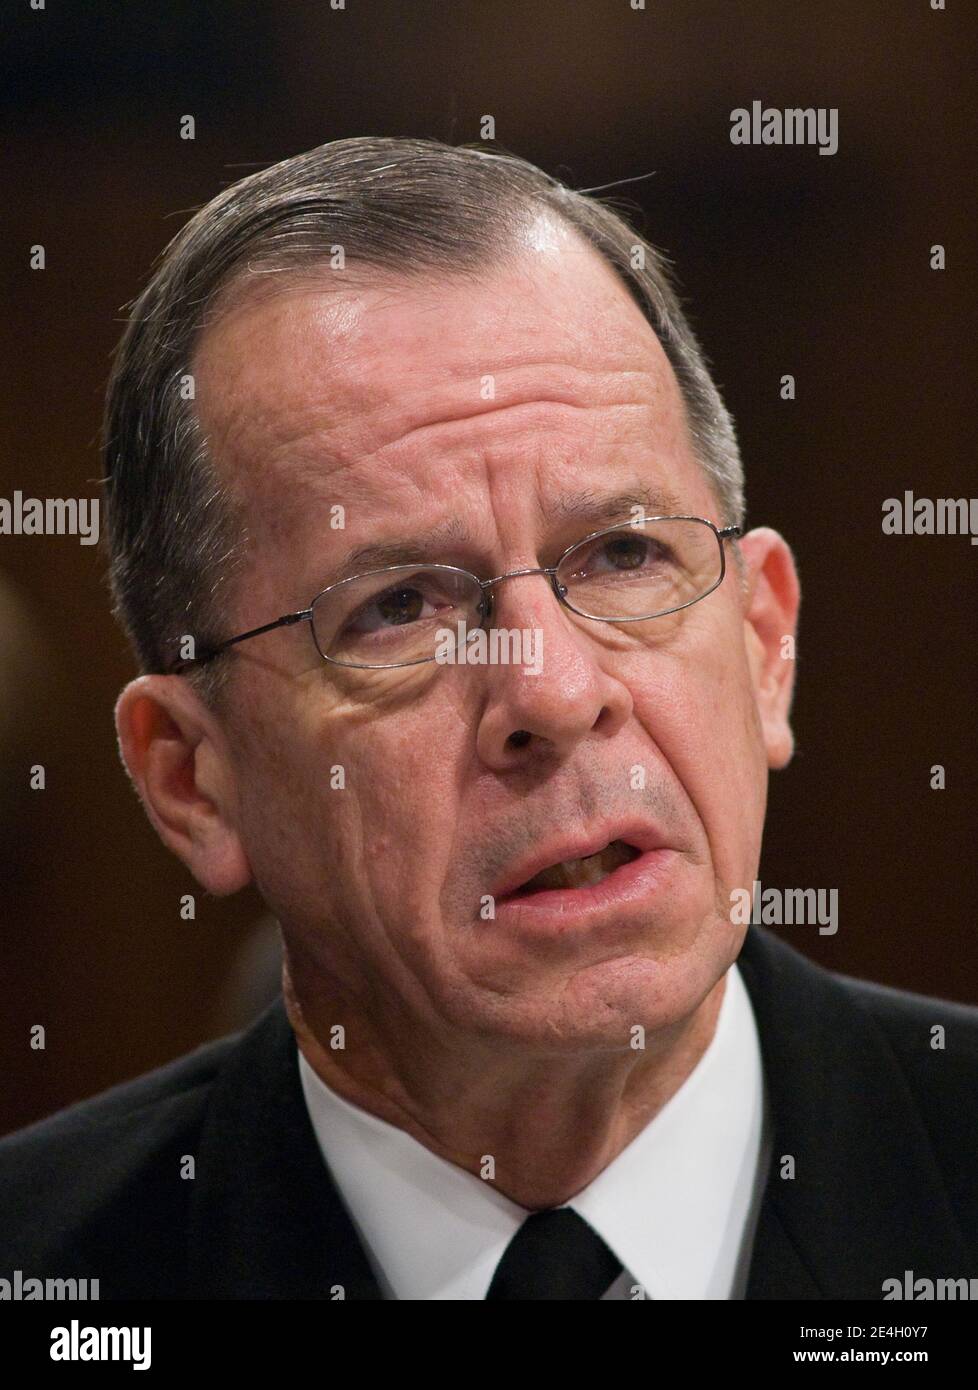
[493,848,679,932]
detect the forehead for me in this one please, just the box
[191,221,706,555]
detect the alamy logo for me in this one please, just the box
[0,490,100,545]
[882,492,978,545]
[50,1320,151,1371]
[730,101,838,156]
[730,879,839,936]
[883,1271,978,1300]
[0,1269,99,1300]
[434,621,543,675]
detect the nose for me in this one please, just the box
[473,571,633,771]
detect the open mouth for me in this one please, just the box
[510,839,641,896]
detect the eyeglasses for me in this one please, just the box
[172,514,742,673]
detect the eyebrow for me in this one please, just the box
[316,483,688,588]
[550,484,687,524]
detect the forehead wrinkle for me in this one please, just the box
[193,254,682,511]
[336,353,671,462]
[230,376,665,520]
[201,278,673,466]
[226,365,660,497]
[194,246,701,592]
[240,388,696,571]
[374,394,629,465]
[337,343,689,483]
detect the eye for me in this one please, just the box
[343,583,434,634]
[339,570,470,639]
[574,532,676,579]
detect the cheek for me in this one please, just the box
[629,638,768,887]
[234,679,466,913]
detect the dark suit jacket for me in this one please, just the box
[1,926,975,1299]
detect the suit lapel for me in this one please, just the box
[186,997,383,1299]
[737,926,970,1298]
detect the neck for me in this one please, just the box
[284,958,727,1210]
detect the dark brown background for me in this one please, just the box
[1,0,975,1136]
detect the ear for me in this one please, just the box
[737,527,801,771]
[114,675,252,895]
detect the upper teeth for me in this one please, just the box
[521,841,634,893]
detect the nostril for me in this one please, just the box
[507,729,532,749]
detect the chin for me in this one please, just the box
[459,941,731,1053]
[575,946,728,1034]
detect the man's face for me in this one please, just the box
[191,216,794,1050]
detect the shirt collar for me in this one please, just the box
[298,962,765,1299]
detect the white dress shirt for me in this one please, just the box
[298,962,771,1299]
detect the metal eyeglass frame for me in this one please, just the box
[170,514,743,673]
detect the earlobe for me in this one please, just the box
[114,675,252,895]
[738,528,801,771]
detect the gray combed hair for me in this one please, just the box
[101,136,744,700]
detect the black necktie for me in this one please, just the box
[485,1208,623,1300]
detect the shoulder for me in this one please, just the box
[740,927,978,1224]
[834,966,978,1049]
[830,966,978,1143]
[0,1027,241,1291]
[0,1028,239,1162]
[739,924,978,1056]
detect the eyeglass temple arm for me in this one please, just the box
[171,608,313,672]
